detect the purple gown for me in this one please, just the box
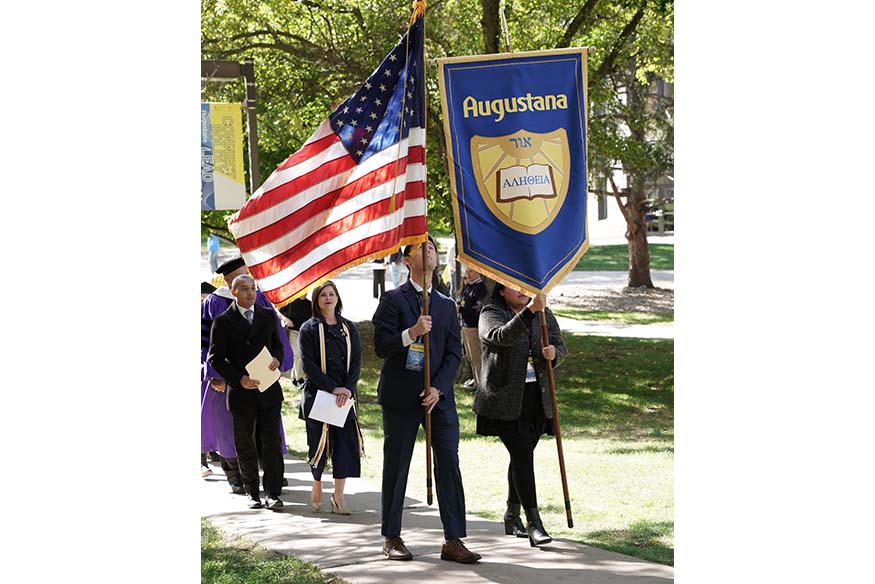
[201,287,294,457]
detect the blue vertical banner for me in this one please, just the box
[437,49,589,294]
[201,103,215,210]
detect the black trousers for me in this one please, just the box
[231,402,284,498]
[495,383,547,509]
[220,456,242,487]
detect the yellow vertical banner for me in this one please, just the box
[201,102,247,210]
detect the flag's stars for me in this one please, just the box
[365,82,372,89]
[365,125,373,132]
[375,98,382,106]
[384,69,393,77]
[407,91,413,99]
[389,53,397,62]
[356,149,363,156]
[349,119,358,126]
[379,83,386,92]
[359,95,367,102]
[334,118,344,127]
[355,107,363,113]
[360,137,368,145]
[370,112,378,119]
[342,106,349,113]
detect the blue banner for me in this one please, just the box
[437,49,589,294]
[201,103,215,210]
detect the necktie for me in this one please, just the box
[244,309,253,324]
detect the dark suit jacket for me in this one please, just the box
[208,302,286,413]
[372,281,462,412]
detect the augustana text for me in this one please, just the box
[462,93,568,123]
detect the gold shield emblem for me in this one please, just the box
[470,129,570,235]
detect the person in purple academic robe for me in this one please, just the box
[201,281,218,477]
[201,256,294,492]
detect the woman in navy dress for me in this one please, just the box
[298,281,363,514]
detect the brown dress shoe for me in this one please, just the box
[440,539,481,563]
[382,537,413,560]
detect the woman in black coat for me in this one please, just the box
[474,284,566,546]
[298,280,362,515]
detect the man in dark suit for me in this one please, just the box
[208,274,286,510]
[372,236,481,564]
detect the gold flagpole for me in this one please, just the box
[500,3,511,53]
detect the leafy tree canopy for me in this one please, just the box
[201,0,673,243]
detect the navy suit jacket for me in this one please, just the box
[208,302,285,413]
[372,281,462,412]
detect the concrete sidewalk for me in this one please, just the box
[202,455,673,583]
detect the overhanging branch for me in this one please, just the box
[556,0,601,48]
[595,1,646,81]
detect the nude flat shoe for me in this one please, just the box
[310,491,323,511]
[330,495,351,515]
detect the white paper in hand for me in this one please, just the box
[308,390,354,427]
[245,346,281,392]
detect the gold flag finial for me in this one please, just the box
[411,0,426,21]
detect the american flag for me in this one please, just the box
[228,12,427,307]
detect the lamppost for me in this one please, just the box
[201,58,261,194]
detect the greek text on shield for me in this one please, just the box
[470,129,570,235]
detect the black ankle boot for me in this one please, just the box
[523,507,552,547]
[503,503,527,537]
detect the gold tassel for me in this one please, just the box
[411,0,426,22]
[309,422,330,468]
[352,401,365,458]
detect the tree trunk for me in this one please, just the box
[480,0,501,54]
[625,192,654,288]
[620,57,655,289]
[608,175,654,288]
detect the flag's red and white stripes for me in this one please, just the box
[228,124,427,306]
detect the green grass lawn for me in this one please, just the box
[202,519,349,584]
[282,325,674,565]
[574,244,674,271]
[551,307,674,325]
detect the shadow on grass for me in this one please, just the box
[586,520,675,566]
[296,324,675,445]
[555,337,674,438]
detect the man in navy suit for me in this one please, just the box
[372,236,481,564]
[208,275,286,511]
